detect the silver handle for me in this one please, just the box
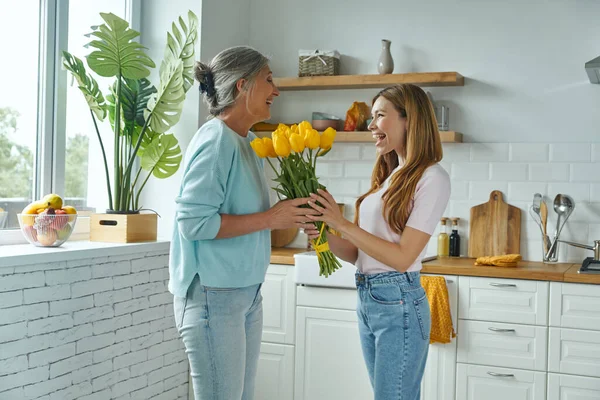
[488,327,516,333]
[489,283,517,288]
[487,372,515,378]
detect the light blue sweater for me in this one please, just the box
[168,118,271,298]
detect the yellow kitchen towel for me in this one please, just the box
[420,276,456,344]
[474,254,522,268]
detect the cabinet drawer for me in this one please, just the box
[457,320,547,371]
[456,363,546,400]
[458,276,549,325]
[550,282,600,331]
[547,373,600,400]
[549,327,600,378]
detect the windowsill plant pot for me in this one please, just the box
[90,210,157,243]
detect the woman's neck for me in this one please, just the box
[218,105,255,137]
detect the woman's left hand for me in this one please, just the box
[306,189,348,233]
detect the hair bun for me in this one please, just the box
[195,62,216,97]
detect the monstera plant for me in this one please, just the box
[62,11,198,213]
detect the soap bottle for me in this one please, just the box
[437,217,449,257]
[449,217,461,257]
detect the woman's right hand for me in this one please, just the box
[266,198,320,230]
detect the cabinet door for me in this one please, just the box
[295,306,373,400]
[421,274,458,400]
[254,342,294,400]
[456,363,546,400]
[262,264,296,344]
[549,282,600,331]
[547,373,600,400]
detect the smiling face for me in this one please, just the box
[242,65,279,121]
[367,96,407,156]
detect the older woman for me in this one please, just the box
[169,46,315,400]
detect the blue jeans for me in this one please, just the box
[356,271,431,400]
[173,274,263,400]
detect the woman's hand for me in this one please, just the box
[266,198,320,230]
[306,189,348,233]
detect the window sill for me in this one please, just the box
[0,239,170,268]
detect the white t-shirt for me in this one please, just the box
[355,163,450,274]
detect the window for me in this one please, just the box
[0,0,139,244]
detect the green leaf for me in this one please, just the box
[86,13,155,79]
[62,51,107,120]
[161,11,198,93]
[133,124,160,156]
[140,133,182,178]
[121,78,157,126]
[145,59,185,134]
[317,148,331,157]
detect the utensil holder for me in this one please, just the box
[529,205,556,262]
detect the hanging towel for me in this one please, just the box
[420,276,456,344]
[474,254,522,268]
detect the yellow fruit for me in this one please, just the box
[42,194,63,210]
[61,206,77,214]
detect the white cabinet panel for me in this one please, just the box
[294,306,373,400]
[459,276,548,325]
[254,342,294,400]
[458,320,548,371]
[549,282,600,331]
[548,327,600,378]
[262,264,296,344]
[456,363,546,400]
[548,373,600,400]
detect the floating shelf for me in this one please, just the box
[273,72,464,91]
[255,130,463,143]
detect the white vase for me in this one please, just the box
[377,39,394,74]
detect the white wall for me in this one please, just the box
[141,0,600,263]
[139,0,251,238]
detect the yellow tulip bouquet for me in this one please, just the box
[250,121,342,277]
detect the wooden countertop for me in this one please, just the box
[270,248,600,284]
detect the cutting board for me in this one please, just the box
[468,190,521,258]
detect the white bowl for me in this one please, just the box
[17,212,78,247]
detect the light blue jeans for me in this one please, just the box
[356,271,431,400]
[173,274,263,400]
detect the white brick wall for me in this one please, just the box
[0,250,189,400]
[280,142,600,262]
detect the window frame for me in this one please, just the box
[0,0,140,246]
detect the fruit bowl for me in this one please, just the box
[17,212,78,247]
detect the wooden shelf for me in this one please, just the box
[273,72,464,91]
[255,130,462,143]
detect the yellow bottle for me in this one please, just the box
[437,217,450,257]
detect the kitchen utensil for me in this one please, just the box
[468,190,521,258]
[559,239,600,274]
[540,200,548,252]
[545,194,575,260]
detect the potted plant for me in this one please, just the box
[62,11,198,242]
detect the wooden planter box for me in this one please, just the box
[90,213,157,243]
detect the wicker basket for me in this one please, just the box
[298,50,340,77]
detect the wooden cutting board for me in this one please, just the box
[468,190,521,258]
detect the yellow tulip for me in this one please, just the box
[289,132,305,153]
[290,124,299,134]
[320,127,336,150]
[305,129,321,150]
[273,133,291,157]
[262,137,277,158]
[298,121,312,138]
[250,137,268,158]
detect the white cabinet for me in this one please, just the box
[421,274,459,400]
[547,373,600,400]
[254,264,297,400]
[549,282,600,331]
[548,327,600,378]
[255,342,294,400]
[456,364,546,400]
[262,263,297,344]
[294,293,373,400]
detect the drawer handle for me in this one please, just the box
[487,372,515,378]
[489,283,517,288]
[488,327,516,333]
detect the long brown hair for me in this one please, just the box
[354,84,443,234]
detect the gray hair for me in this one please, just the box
[194,46,270,117]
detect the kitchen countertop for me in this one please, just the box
[271,248,600,284]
